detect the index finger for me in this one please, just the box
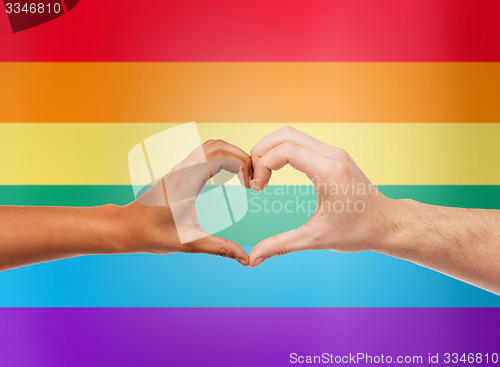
[252,141,330,191]
[251,126,338,169]
[203,139,253,188]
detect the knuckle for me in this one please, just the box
[211,139,226,149]
[336,162,350,178]
[241,154,252,167]
[216,246,229,258]
[274,245,288,257]
[335,148,351,161]
[250,146,261,159]
[280,125,296,136]
[327,161,349,178]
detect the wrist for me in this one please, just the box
[94,204,139,254]
[119,201,178,255]
[371,198,422,257]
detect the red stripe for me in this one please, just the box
[1,0,500,61]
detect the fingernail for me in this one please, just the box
[253,179,261,192]
[252,257,265,268]
[236,257,248,266]
[250,179,254,187]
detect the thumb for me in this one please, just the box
[249,226,312,268]
[188,235,249,266]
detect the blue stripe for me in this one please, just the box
[1,251,499,307]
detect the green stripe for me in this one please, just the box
[0,185,498,248]
[1,185,498,207]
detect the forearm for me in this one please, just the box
[0,205,135,271]
[377,199,500,294]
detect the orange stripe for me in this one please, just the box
[1,62,499,123]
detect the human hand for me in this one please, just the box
[125,139,252,266]
[248,126,394,267]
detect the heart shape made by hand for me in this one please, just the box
[130,125,389,269]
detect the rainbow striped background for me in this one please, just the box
[1,0,499,307]
[1,1,500,365]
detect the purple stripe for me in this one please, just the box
[1,308,499,367]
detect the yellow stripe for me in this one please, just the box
[0,123,498,185]
[1,62,499,122]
